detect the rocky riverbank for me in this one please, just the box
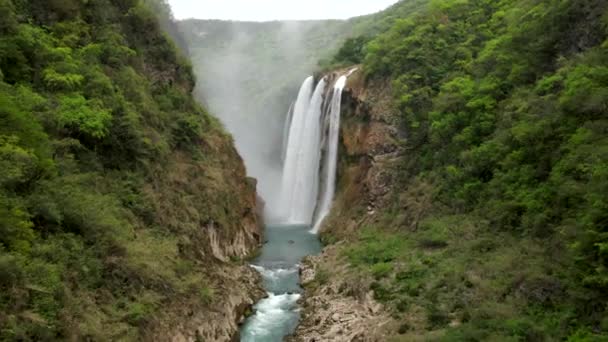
[288,245,392,342]
[150,263,265,342]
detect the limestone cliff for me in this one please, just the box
[291,70,404,341]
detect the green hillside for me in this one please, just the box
[0,0,259,340]
[318,0,608,340]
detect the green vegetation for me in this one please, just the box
[0,0,254,340]
[322,0,429,70]
[343,215,578,340]
[326,0,608,339]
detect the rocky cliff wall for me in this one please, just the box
[291,70,404,341]
[144,135,265,342]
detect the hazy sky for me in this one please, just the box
[168,0,400,21]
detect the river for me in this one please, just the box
[240,225,322,341]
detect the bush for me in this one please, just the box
[371,262,393,279]
[57,95,112,139]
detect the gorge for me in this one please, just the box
[179,0,608,340]
[239,71,356,340]
[1,0,607,341]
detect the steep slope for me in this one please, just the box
[0,0,262,340]
[295,0,608,341]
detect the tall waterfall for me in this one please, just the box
[279,70,355,231]
[311,74,351,233]
[279,76,325,224]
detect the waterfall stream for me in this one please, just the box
[279,71,355,228]
[279,77,327,225]
[240,70,354,341]
[240,225,321,341]
[313,69,357,233]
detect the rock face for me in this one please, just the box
[289,246,392,342]
[141,139,266,341]
[291,70,402,341]
[316,69,401,238]
[151,264,264,342]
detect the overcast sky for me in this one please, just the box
[168,0,400,21]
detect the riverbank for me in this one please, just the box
[288,244,392,342]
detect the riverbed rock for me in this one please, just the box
[288,246,392,342]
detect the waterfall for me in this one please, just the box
[281,102,295,163]
[311,74,349,233]
[279,76,326,224]
[278,76,313,223]
[279,69,355,230]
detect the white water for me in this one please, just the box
[240,225,322,341]
[278,70,355,231]
[312,70,356,233]
[279,77,327,224]
[241,291,301,341]
[278,77,313,223]
[281,102,295,163]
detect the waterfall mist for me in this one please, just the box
[179,19,352,221]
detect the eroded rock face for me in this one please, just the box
[141,136,265,341]
[289,247,391,342]
[158,265,265,342]
[339,73,401,211]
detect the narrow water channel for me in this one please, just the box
[240,225,322,341]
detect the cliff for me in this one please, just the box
[0,1,263,340]
[290,70,403,341]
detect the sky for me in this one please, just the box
[168,0,400,21]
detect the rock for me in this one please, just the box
[299,257,317,285]
[289,246,391,342]
[153,264,265,342]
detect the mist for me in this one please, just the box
[169,0,400,21]
[178,19,352,221]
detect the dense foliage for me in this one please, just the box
[328,0,608,340]
[0,0,246,339]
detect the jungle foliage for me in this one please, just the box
[329,0,608,340]
[0,0,234,340]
